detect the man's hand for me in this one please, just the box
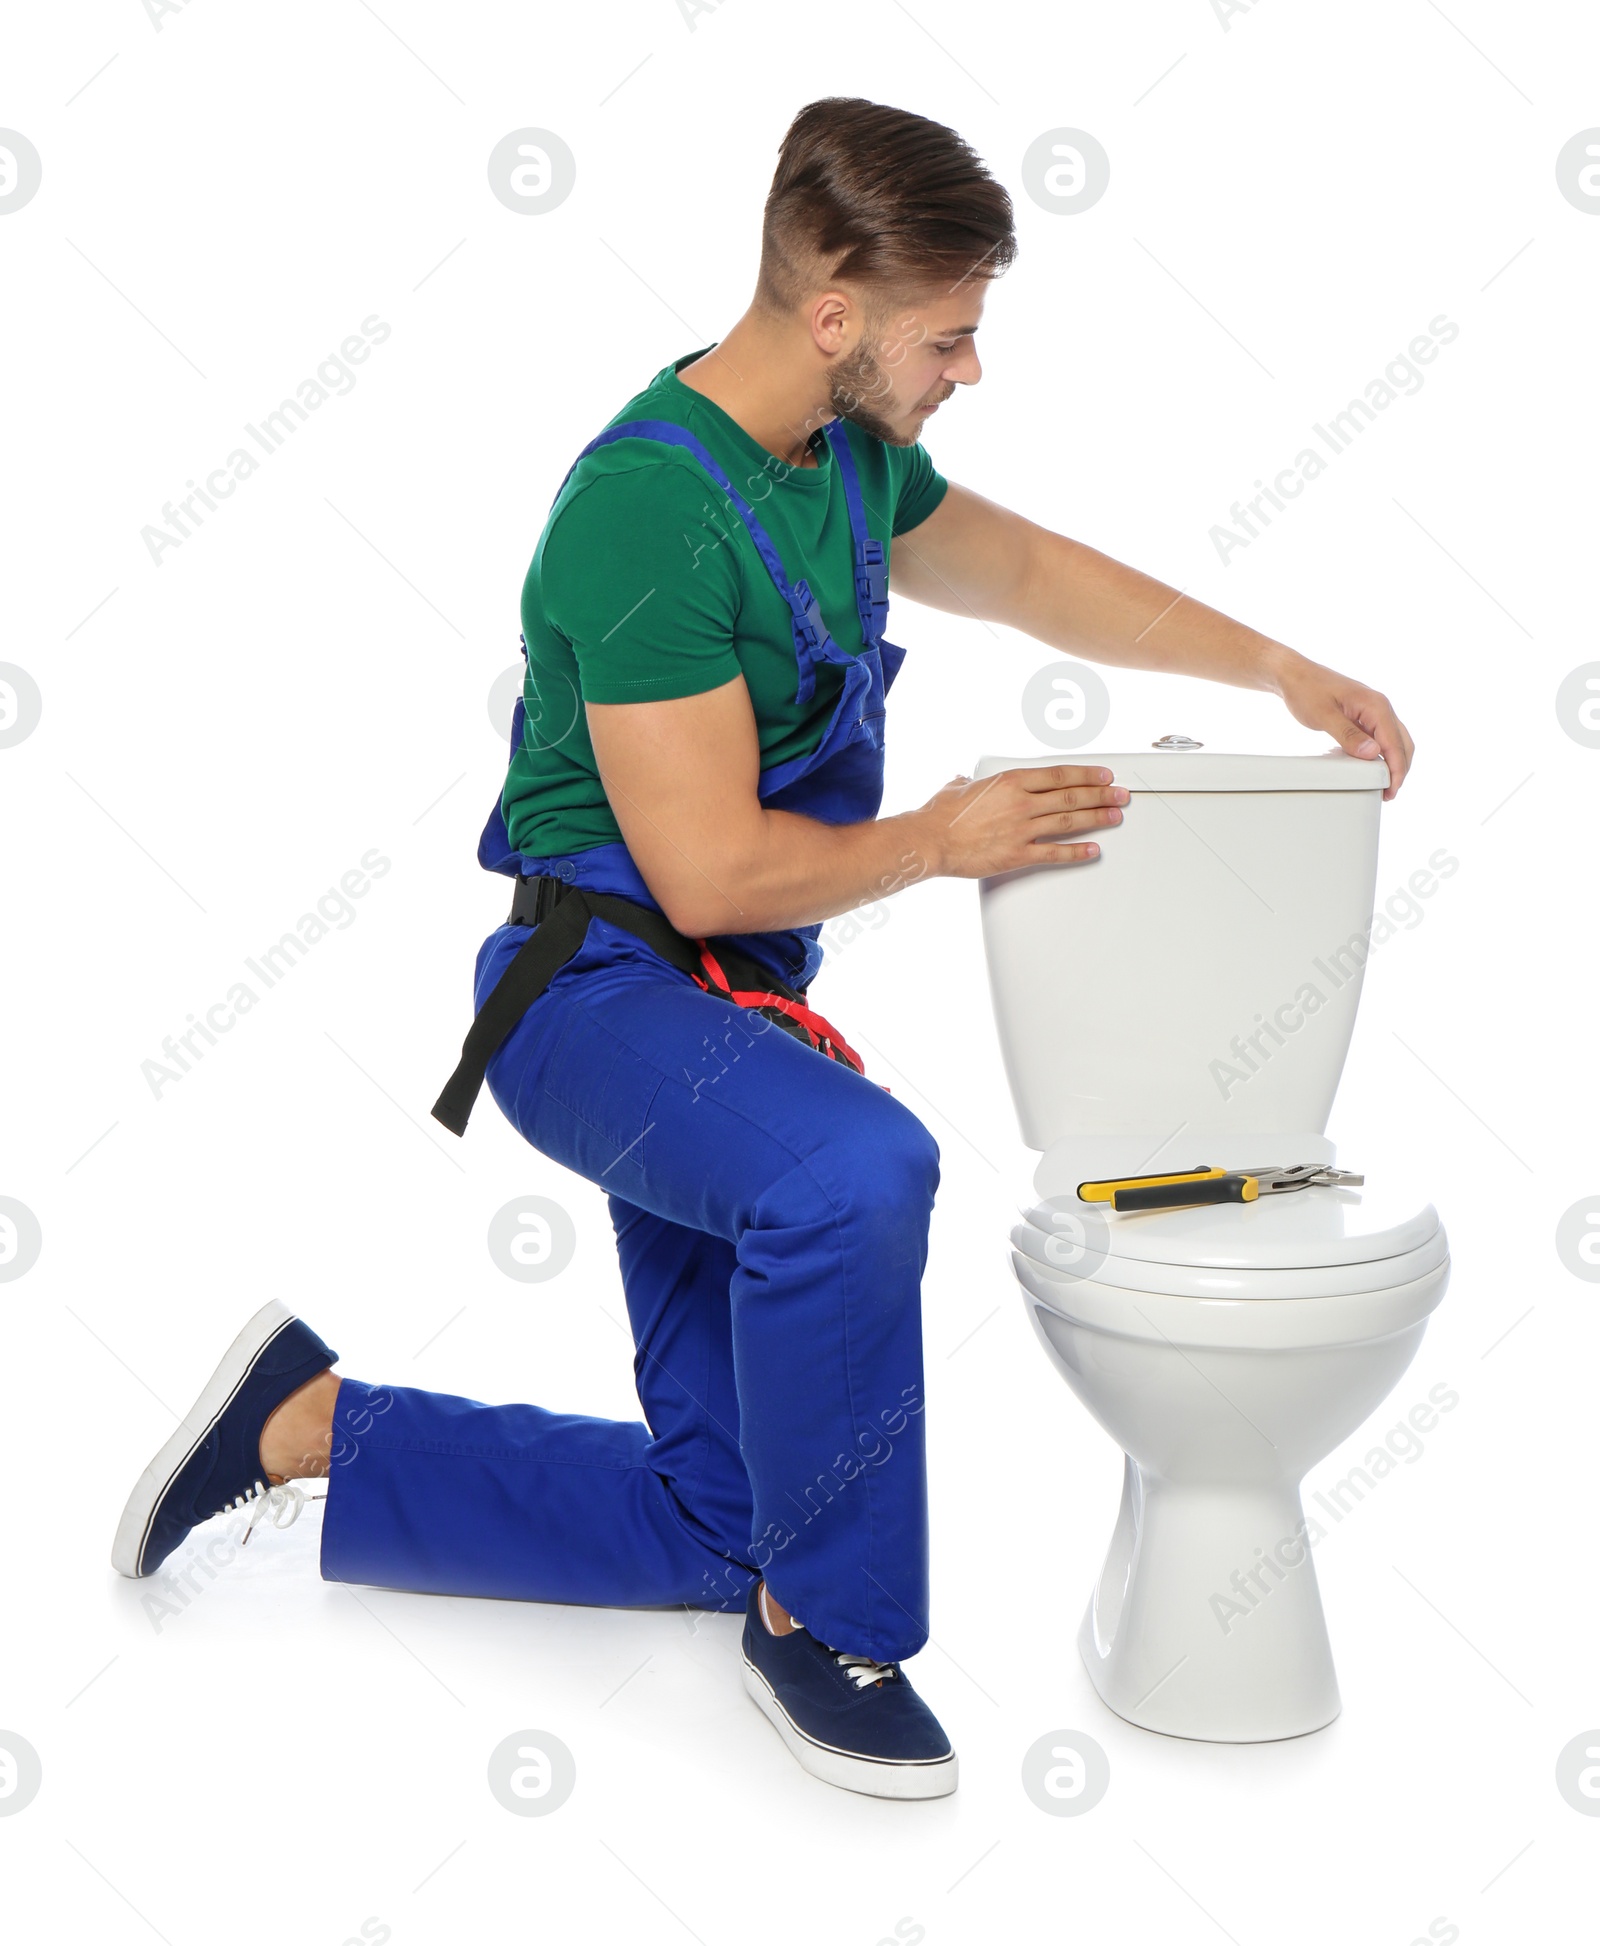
[912,765,1128,878]
[1268,650,1414,801]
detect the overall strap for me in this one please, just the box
[821,419,889,652]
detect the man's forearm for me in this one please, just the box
[665,804,938,938]
[1016,529,1297,695]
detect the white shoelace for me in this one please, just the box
[220,1479,319,1544]
[834,1652,897,1690]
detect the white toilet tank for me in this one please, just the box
[976,748,1390,1151]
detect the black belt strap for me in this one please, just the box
[430,876,805,1136]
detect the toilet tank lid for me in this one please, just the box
[973,749,1391,792]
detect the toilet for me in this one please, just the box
[976,744,1449,1743]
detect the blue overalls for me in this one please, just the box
[319,418,942,1664]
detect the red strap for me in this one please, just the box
[726,989,865,1074]
[695,943,865,1075]
[697,943,736,992]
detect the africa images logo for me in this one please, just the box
[139,316,392,567]
[1208,315,1460,565]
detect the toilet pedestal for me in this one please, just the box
[1079,1456,1341,1742]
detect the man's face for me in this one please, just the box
[824,282,986,446]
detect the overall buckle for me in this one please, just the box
[510,874,567,927]
[855,539,889,645]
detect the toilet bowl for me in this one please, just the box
[976,747,1450,1742]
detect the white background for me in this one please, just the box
[4,1,1597,1941]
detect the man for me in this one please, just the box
[112,98,1411,1800]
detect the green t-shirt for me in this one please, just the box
[501,345,949,859]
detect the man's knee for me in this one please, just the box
[827,1094,940,1226]
[882,1108,941,1208]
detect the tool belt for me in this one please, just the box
[431,875,864,1137]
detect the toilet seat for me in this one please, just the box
[1012,1219,1448,1300]
[1013,1251,1449,1351]
[1015,1177,1444,1300]
[1009,1170,1450,1350]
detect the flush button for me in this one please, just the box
[1152,734,1204,749]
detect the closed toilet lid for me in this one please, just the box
[1018,1177,1442,1292]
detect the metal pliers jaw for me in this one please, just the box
[1237,1165,1366,1194]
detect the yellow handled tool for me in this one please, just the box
[1112,1173,1259,1212]
[1077,1161,1362,1215]
[1078,1165,1223,1204]
[1079,1166,1263,1213]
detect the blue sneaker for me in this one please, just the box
[740,1582,958,1798]
[112,1300,338,1578]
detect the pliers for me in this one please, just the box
[1077,1162,1365,1214]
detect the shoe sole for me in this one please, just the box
[741,1654,958,1800]
[110,1299,305,1580]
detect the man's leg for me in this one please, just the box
[608,1199,757,1611]
[315,1377,750,1608]
[467,917,941,1663]
[110,918,952,1788]
[281,916,935,1654]
[110,1294,752,1609]
[314,1201,757,1611]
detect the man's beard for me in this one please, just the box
[825,336,920,447]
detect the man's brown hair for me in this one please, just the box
[756,98,1017,319]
